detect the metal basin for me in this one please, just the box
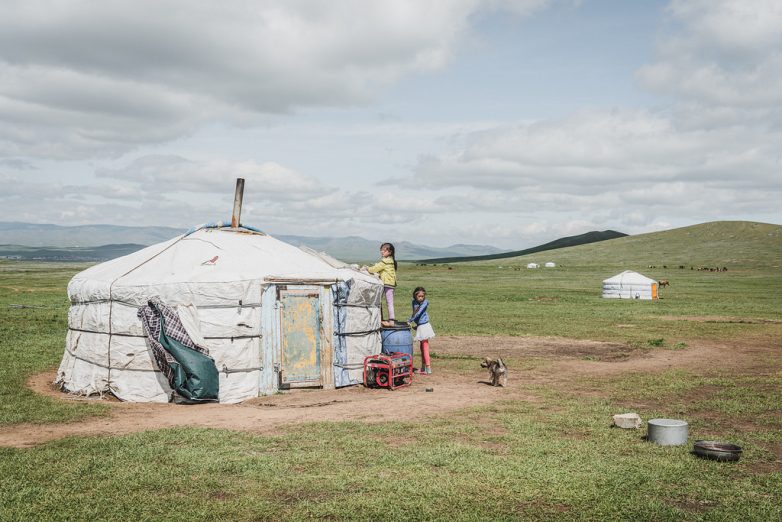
[382,320,411,330]
[647,418,688,446]
[693,440,742,462]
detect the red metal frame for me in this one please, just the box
[363,352,413,390]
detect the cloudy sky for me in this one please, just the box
[1,0,780,249]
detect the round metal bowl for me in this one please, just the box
[647,418,689,446]
[693,440,742,462]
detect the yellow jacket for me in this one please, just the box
[367,257,396,287]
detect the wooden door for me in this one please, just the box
[279,287,321,386]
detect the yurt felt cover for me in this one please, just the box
[332,276,382,387]
[602,270,657,299]
[56,227,383,402]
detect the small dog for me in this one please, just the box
[481,357,508,387]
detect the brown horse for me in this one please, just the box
[658,279,670,288]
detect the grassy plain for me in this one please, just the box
[396,221,782,343]
[1,221,781,520]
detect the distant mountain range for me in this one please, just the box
[420,230,628,263]
[275,235,506,262]
[0,243,146,262]
[0,222,185,248]
[0,222,507,262]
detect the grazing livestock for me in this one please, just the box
[658,279,670,288]
[696,266,728,272]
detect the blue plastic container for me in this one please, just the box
[381,322,413,356]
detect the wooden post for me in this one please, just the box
[231,178,245,228]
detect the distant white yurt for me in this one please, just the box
[527,263,539,269]
[56,223,383,403]
[602,270,658,300]
[544,262,556,268]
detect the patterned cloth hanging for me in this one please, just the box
[137,298,219,403]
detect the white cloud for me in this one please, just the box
[393,0,782,240]
[0,0,549,159]
[1,154,439,233]
[2,0,779,250]
[96,155,332,200]
[638,0,782,108]
[414,108,782,191]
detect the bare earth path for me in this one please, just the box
[1,334,778,448]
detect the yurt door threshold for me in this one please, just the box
[277,286,323,388]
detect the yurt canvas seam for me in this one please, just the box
[71,299,263,308]
[67,327,262,341]
[106,233,187,389]
[184,221,266,237]
[336,330,381,336]
[63,348,177,373]
[64,342,262,375]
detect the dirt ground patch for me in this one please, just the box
[433,335,638,361]
[1,335,779,448]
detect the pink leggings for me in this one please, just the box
[384,286,395,320]
[420,339,431,367]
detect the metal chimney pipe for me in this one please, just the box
[231,178,245,228]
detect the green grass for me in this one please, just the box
[1,220,781,520]
[386,221,782,343]
[1,397,779,520]
[0,262,108,425]
[393,262,782,342]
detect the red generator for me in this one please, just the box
[363,352,413,390]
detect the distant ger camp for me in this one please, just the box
[602,270,658,300]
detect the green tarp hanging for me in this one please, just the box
[156,309,219,402]
[138,299,219,403]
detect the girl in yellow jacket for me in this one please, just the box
[366,242,397,323]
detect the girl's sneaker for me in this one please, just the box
[424,367,432,375]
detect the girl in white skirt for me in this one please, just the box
[408,286,435,375]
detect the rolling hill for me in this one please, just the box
[472,221,782,269]
[420,230,627,263]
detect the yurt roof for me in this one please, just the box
[69,227,373,292]
[602,270,656,285]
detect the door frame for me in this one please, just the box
[274,284,336,390]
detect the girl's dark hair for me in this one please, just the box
[381,242,397,270]
[413,286,426,298]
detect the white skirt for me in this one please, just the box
[414,322,436,341]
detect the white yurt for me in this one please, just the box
[544,262,556,268]
[602,270,658,300]
[527,263,539,269]
[56,223,383,403]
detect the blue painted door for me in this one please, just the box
[279,288,321,385]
